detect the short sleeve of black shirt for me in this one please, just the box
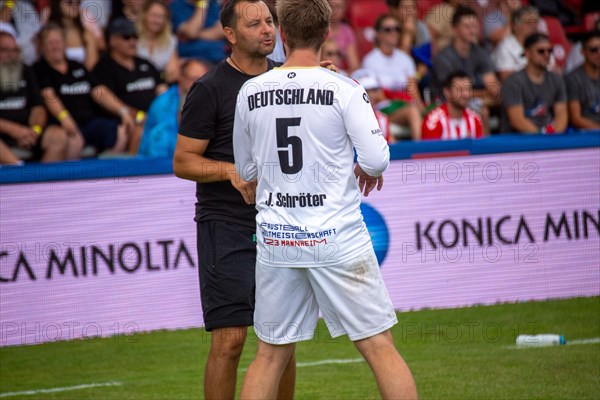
[178,59,279,228]
[92,55,162,112]
[33,58,99,125]
[0,65,42,126]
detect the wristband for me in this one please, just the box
[196,0,208,9]
[4,1,15,10]
[57,110,69,121]
[118,106,129,117]
[135,110,146,124]
[32,125,43,135]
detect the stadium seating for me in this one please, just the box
[540,16,571,69]
[584,11,600,30]
[346,0,389,59]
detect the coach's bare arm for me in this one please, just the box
[173,135,256,204]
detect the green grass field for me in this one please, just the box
[1,296,599,399]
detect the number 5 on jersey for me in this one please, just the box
[277,117,303,174]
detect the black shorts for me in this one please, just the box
[197,220,256,331]
[80,117,119,153]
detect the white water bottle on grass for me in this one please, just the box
[516,334,566,346]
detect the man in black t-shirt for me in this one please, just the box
[34,24,135,158]
[0,32,68,164]
[93,18,167,154]
[173,1,296,399]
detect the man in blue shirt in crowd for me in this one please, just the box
[138,59,209,158]
[171,0,226,63]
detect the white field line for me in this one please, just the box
[296,358,365,367]
[506,337,600,349]
[0,381,122,398]
[241,357,364,372]
[568,337,600,345]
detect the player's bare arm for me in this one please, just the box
[173,134,256,203]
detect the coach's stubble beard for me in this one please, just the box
[0,62,23,93]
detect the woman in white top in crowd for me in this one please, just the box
[361,14,423,140]
[136,0,179,83]
[362,14,423,108]
[48,0,99,70]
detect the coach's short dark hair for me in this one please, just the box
[220,0,262,29]
[443,71,470,88]
[452,6,477,27]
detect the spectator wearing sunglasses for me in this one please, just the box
[93,17,167,154]
[362,14,423,140]
[502,33,567,134]
[565,30,600,130]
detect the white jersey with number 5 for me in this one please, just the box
[233,67,389,267]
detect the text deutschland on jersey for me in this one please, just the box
[247,88,334,111]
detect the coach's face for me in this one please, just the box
[231,1,276,56]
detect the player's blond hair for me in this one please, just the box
[276,0,331,52]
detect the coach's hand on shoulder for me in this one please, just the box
[228,168,257,204]
[319,60,339,73]
[354,164,384,197]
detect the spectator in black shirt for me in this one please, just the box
[93,18,167,154]
[0,31,68,164]
[33,23,135,158]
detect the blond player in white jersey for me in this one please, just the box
[232,0,418,398]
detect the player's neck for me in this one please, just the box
[283,48,320,68]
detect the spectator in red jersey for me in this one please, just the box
[422,70,483,140]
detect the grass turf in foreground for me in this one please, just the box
[0,296,598,399]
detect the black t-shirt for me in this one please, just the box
[93,55,162,112]
[33,58,99,125]
[0,65,42,125]
[179,59,279,228]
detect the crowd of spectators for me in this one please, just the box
[0,0,598,165]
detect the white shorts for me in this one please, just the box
[254,247,398,344]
